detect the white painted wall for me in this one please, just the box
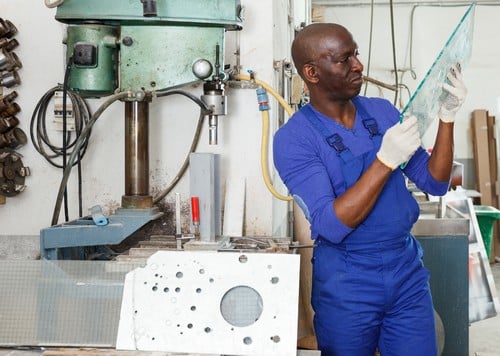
[317,2,500,160]
[5,1,492,238]
[0,0,299,237]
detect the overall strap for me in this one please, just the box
[301,98,381,151]
[352,96,381,138]
[300,98,383,192]
[301,105,348,155]
[352,97,382,147]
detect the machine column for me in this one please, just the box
[122,99,153,209]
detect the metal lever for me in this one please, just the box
[191,196,200,240]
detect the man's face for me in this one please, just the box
[312,30,364,100]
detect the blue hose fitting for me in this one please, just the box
[256,87,270,111]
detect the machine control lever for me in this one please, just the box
[191,196,200,240]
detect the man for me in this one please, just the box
[273,23,467,355]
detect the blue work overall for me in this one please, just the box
[302,99,438,356]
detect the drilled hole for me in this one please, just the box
[220,286,263,327]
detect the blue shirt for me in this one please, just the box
[273,96,450,244]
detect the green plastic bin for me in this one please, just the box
[474,205,500,259]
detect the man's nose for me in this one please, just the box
[351,56,363,72]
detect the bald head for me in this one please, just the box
[292,23,354,80]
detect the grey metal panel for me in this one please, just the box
[189,153,221,242]
[417,236,469,356]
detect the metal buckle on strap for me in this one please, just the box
[326,133,346,153]
[362,118,380,137]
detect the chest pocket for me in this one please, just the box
[302,98,382,194]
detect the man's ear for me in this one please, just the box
[303,64,319,84]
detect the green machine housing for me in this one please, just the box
[55,0,242,97]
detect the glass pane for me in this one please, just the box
[401,4,476,137]
[0,260,141,347]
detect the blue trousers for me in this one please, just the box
[311,234,437,356]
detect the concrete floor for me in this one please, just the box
[469,263,500,356]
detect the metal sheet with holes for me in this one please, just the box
[116,251,301,355]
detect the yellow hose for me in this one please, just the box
[235,74,294,202]
[235,74,294,117]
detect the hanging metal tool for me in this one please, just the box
[0,148,30,198]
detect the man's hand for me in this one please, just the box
[376,115,421,170]
[438,63,467,123]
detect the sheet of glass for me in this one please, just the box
[447,196,500,323]
[401,4,475,137]
[0,260,141,347]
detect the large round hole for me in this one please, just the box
[220,286,263,327]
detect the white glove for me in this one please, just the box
[438,63,467,123]
[377,115,421,170]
